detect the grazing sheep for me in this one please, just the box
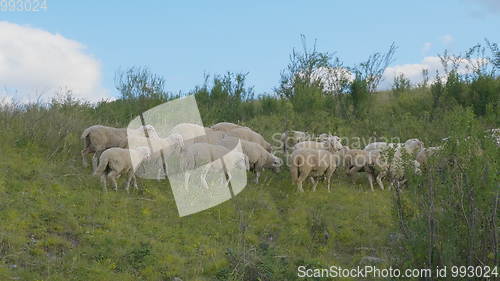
[127,133,185,180]
[81,125,158,170]
[403,138,424,155]
[294,136,342,153]
[226,126,272,152]
[416,146,441,167]
[336,147,385,191]
[128,133,184,159]
[364,138,424,156]
[364,142,398,152]
[280,130,310,152]
[93,146,151,192]
[175,143,248,191]
[294,141,327,151]
[375,149,421,190]
[211,122,244,132]
[218,137,282,184]
[169,123,227,145]
[290,148,338,192]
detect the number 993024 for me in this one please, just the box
[451,265,498,278]
[0,0,48,12]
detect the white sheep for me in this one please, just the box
[416,146,441,167]
[173,143,248,191]
[280,130,310,152]
[336,147,385,191]
[169,123,227,145]
[211,122,244,132]
[217,136,282,184]
[93,146,151,192]
[403,138,424,155]
[294,136,342,153]
[226,126,272,152]
[364,138,424,156]
[127,133,185,181]
[290,148,338,192]
[81,124,158,170]
[374,148,421,190]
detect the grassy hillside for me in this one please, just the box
[0,127,396,280]
[1,47,498,279]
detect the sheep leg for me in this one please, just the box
[92,151,102,173]
[100,175,108,192]
[376,174,385,191]
[255,171,261,184]
[221,171,231,189]
[367,173,375,192]
[108,171,119,191]
[297,181,305,192]
[156,168,162,182]
[296,169,309,192]
[184,172,191,192]
[201,175,209,190]
[326,168,334,192]
[125,169,134,193]
[132,174,139,190]
[81,149,89,168]
[311,178,319,192]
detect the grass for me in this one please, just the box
[0,138,395,280]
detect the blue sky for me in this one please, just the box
[1,0,499,101]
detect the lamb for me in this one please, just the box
[290,148,338,192]
[81,124,158,170]
[93,146,151,192]
[173,143,248,191]
[226,126,272,152]
[211,122,244,132]
[218,137,282,183]
[280,130,310,152]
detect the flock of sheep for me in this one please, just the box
[80,122,499,193]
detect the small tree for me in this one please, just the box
[392,73,411,96]
[276,35,332,99]
[354,42,397,93]
[115,66,168,100]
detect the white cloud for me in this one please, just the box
[380,56,487,89]
[441,34,454,45]
[0,21,108,103]
[422,42,432,54]
[381,57,443,89]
